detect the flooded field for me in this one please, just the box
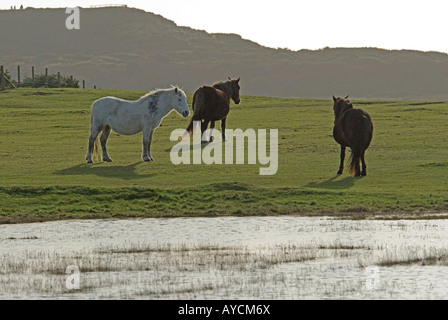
[1,216,448,299]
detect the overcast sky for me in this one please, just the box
[2,0,448,53]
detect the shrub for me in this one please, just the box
[20,73,79,88]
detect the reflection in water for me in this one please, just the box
[1,217,448,299]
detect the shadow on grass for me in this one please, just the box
[306,175,364,190]
[55,162,155,180]
[164,140,215,153]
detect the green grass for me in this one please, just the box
[0,88,447,222]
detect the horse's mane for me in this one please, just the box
[212,80,233,98]
[137,86,182,103]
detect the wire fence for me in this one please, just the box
[0,64,96,91]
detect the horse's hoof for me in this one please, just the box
[337,170,343,175]
[87,160,93,164]
[103,158,113,163]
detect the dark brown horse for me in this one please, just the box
[333,95,373,176]
[186,77,240,142]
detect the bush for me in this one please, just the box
[20,73,79,88]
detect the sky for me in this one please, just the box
[2,0,448,53]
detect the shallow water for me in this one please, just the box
[1,216,448,299]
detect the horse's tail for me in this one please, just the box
[89,107,101,160]
[185,88,205,135]
[349,112,373,176]
[185,118,194,136]
[93,136,100,160]
[349,146,362,177]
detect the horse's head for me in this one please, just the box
[172,86,190,118]
[333,95,353,121]
[228,77,241,105]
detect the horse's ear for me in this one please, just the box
[228,76,232,80]
[333,96,337,102]
[236,78,240,83]
[175,87,178,93]
[345,95,350,99]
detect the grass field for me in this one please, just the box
[0,88,447,223]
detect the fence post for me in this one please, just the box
[82,80,85,89]
[32,66,35,86]
[57,72,61,87]
[17,65,21,85]
[0,66,5,91]
[45,68,48,88]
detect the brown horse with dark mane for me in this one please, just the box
[186,77,240,142]
[333,95,373,176]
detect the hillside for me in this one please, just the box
[2,6,448,99]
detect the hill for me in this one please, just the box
[2,6,448,99]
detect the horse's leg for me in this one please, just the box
[142,128,155,162]
[201,120,210,143]
[209,121,215,142]
[221,117,227,142]
[100,125,113,162]
[337,146,345,175]
[361,150,367,176]
[142,129,150,162]
[86,126,102,164]
[147,129,155,162]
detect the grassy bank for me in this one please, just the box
[0,88,447,222]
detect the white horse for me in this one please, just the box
[86,86,190,163]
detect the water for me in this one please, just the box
[1,216,448,299]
